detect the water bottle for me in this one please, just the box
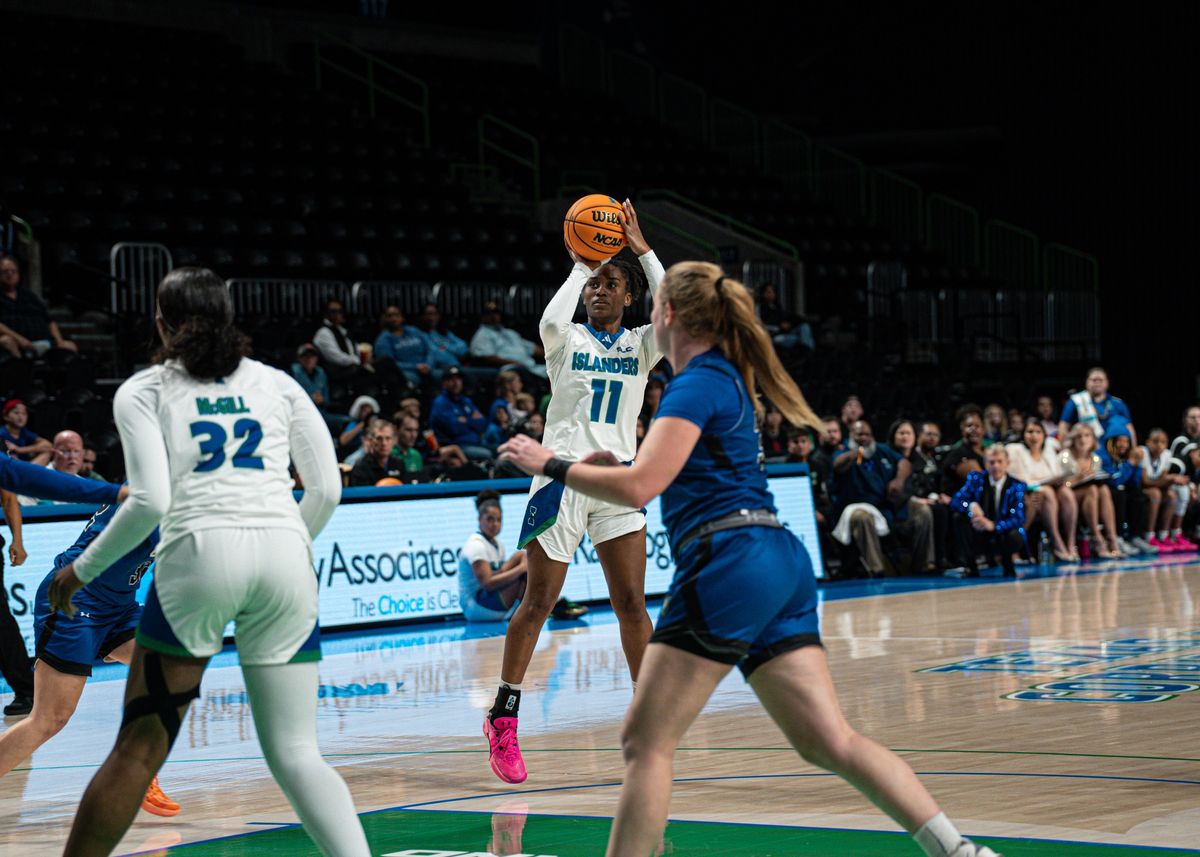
[1040,531,1051,564]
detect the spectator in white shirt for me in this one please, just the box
[1006,418,1073,561]
[469,301,547,380]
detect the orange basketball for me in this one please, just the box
[375,477,404,487]
[564,193,625,261]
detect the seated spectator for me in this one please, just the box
[1138,427,1196,553]
[396,397,421,425]
[641,376,664,422]
[1006,418,1074,561]
[762,402,788,461]
[839,395,864,434]
[947,446,1025,577]
[1100,430,1154,555]
[519,412,545,443]
[394,403,470,471]
[348,419,407,486]
[942,404,987,497]
[490,370,528,427]
[392,415,427,479]
[1061,424,1121,558]
[313,297,374,393]
[514,392,537,423]
[416,301,494,387]
[483,404,511,451]
[19,430,85,505]
[982,403,1006,444]
[373,304,435,390]
[917,421,948,475]
[1,399,52,464]
[79,444,106,482]
[0,253,77,357]
[1170,405,1200,460]
[338,395,379,460]
[756,283,814,352]
[1059,366,1135,445]
[291,343,346,434]
[888,419,948,568]
[787,428,832,526]
[469,301,547,380]
[811,414,846,486]
[1003,408,1025,444]
[459,491,527,622]
[1035,395,1060,442]
[830,420,934,576]
[430,367,492,461]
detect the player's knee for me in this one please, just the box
[521,586,559,617]
[796,725,858,772]
[34,708,74,739]
[609,587,646,618]
[619,723,670,766]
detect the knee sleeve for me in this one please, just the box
[120,651,200,751]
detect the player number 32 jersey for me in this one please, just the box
[540,251,665,462]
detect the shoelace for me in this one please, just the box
[495,724,520,760]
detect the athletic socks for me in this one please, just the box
[914,812,965,856]
[490,683,522,721]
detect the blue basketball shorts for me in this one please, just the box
[34,576,140,677]
[652,525,821,677]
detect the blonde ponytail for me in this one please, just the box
[660,262,823,433]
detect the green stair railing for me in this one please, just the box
[640,188,798,260]
[479,114,541,203]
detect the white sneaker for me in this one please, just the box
[1131,536,1158,554]
[949,840,1003,857]
[1117,537,1138,557]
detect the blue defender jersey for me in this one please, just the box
[51,502,158,606]
[654,349,775,544]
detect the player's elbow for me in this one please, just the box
[127,484,170,520]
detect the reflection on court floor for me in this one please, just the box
[1,557,1198,855]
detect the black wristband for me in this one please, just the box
[544,457,573,484]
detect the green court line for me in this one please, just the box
[19,746,1200,774]
[146,808,1196,856]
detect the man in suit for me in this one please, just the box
[948,445,1026,577]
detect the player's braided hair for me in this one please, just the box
[155,267,249,379]
[475,489,502,515]
[605,254,647,305]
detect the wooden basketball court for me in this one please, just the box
[1,557,1197,856]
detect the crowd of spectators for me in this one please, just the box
[6,255,1200,582]
[788,367,1200,578]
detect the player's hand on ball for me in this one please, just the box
[498,434,554,476]
[621,199,650,256]
[563,232,600,271]
[49,564,85,619]
[581,450,620,467]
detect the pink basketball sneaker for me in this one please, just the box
[1149,535,1177,554]
[484,716,528,784]
[1170,533,1198,552]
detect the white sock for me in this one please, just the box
[1171,528,1182,537]
[631,680,638,693]
[244,662,370,857]
[499,678,522,691]
[914,812,964,857]
[1159,530,1169,540]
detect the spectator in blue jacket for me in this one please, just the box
[1100,429,1153,555]
[1058,367,1135,446]
[947,446,1025,578]
[290,343,345,433]
[416,302,495,389]
[430,367,491,461]
[374,305,435,390]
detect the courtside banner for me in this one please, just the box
[2,468,821,657]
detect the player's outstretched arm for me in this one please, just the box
[72,379,171,586]
[500,415,700,509]
[622,200,664,295]
[0,451,121,505]
[286,378,342,538]
[541,235,599,354]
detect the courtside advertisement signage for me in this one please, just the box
[2,471,821,657]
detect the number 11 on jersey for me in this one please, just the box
[589,379,623,424]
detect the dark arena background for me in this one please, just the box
[1,2,1198,855]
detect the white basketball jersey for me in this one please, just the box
[542,323,658,461]
[130,358,312,546]
[539,252,665,462]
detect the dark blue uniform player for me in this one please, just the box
[0,501,180,816]
[500,260,1003,857]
